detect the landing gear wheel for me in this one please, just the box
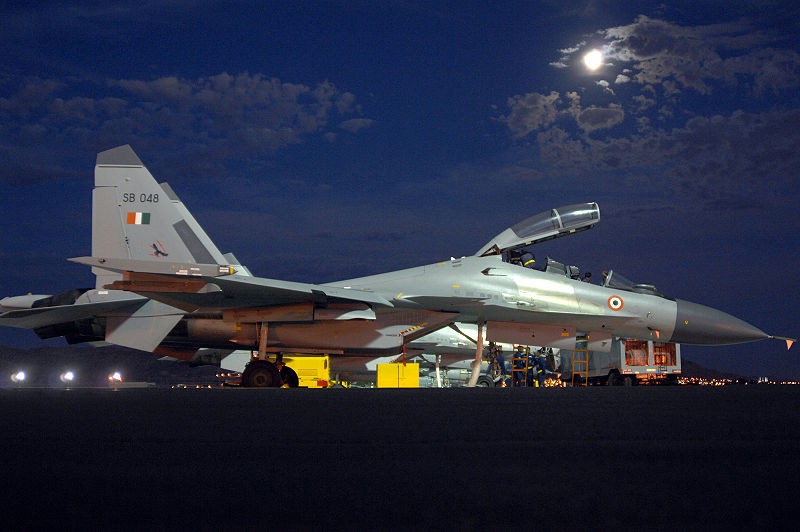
[241,360,282,388]
[476,376,494,387]
[280,366,299,388]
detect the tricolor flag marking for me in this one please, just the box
[127,212,151,225]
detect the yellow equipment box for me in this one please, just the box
[282,355,330,388]
[376,363,419,388]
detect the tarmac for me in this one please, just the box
[4,385,800,530]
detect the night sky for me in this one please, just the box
[1,2,798,378]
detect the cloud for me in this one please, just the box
[596,79,615,95]
[502,91,561,138]
[495,14,800,209]
[575,105,624,132]
[0,77,63,115]
[502,90,623,136]
[0,72,373,170]
[557,15,800,97]
[339,118,376,133]
[534,108,800,207]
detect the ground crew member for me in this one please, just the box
[512,346,527,387]
[535,350,547,387]
[495,347,509,386]
[487,343,508,386]
[527,348,538,386]
[493,344,506,375]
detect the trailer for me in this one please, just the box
[558,339,681,385]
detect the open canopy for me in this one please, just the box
[475,202,600,256]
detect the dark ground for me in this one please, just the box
[3,386,799,530]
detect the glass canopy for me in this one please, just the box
[475,202,600,256]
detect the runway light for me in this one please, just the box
[60,371,75,383]
[11,370,26,383]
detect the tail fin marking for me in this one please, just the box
[92,144,229,288]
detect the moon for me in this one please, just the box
[583,49,603,71]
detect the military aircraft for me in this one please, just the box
[1,145,787,386]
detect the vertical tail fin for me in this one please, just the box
[92,145,229,288]
[85,145,238,353]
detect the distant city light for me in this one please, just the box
[583,49,603,71]
[11,370,26,383]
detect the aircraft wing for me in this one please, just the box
[212,275,395,308]
[69,256,395,311]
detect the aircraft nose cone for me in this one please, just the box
[671,299,768,345]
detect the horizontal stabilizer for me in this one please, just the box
[0,299,145,329]
[105,300,184,352]
[0,294,53,310]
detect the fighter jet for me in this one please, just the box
[0,145,787,386]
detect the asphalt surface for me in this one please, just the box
[4,386,799,530]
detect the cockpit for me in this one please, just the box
[476,202,670,299]
[507,252,579,279]
[509,255,671,300]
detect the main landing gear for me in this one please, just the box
[240,359,300,388]
[240,322,300,388]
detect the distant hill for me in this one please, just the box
[680,358,747,380]
[0,345,221,387]
[0,344,746,386]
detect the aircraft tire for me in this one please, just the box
[476,376,493,387]
[241,361,282,388]
[607,371,622,386]
[280,366,300,388]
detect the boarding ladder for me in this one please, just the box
[511,346,529,387]
[571,335,590,386]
